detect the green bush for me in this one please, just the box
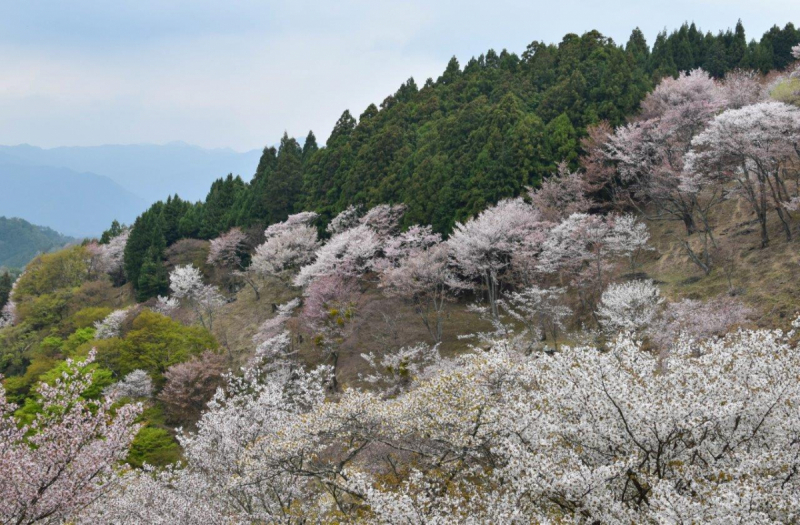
[126,426,182,468]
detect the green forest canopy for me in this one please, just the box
[120,21,800,300]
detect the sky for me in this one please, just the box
[0,0,797,152]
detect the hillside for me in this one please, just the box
[0,216,75,269]
[1,20,800,525]
[122,21,800,303]
[0,162,146,237]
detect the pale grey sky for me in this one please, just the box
[0,0,797,151]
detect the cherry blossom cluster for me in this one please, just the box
[87,229,130,281]
[250,212,321,279]
[81,319,800,523]
[93,307,130,339]
[0,299,16,329]
[103,369,154,401]
[168,264,227,330]
[1,351,141,524]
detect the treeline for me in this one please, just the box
[121,21,800,300]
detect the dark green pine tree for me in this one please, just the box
[302,131,319,163]
[136,245,168,302]
[264,133,304,223]
[672,24,695,72]
[178,202,204,238]
[750,40,775,73]
[625,28,650,69]
[686,23,706,68]
[649,30,678,79]
[728,20,748,68]
[771,23,800,70]
[438,56,461,85]
[326,110,356,148]
[200,174,245,238]
[544,113,578,170]
[124,203,164,289]
[100,220,124,244]
[136,223,168,302]
[703,38,728,77]
[235,146,278,227]
[161,195,187,246]
[0,271,12,311]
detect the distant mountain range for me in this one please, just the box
[0,142,262,237]
[0,216,75,269]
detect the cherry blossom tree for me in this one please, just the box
[685,101,800,247]
[82,318,800,523]
[93,308,130,339]
[207,227,262,299]
[380,242,462,343]
[0,300,16,329]
[87,229,130,285]
[360,342,442,395]
[579,121,623,207]
[294,224,381,288]
[253,298,301,345]
[649,295,753,350]
[596,279,664,334]
[327,204,362,235]
[1,351,141,525]
[607,214,653,272]
[251,212,320,282]
[378,224,441,269]
[448,197,544,318]
[300,274,361,391]
[538,213,621,313]
[207,227,248,269]
[152,295,179,317]
[720,69,764,109]
[605,69,724,236]
[80,356,332,524]
[169,264,226,330]
[158,351,227,426]
[499,285,572,351]
[358,203,406,237]
[529,161,591,223]
[103,369,153,401]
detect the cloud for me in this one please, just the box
[0,1,796,150]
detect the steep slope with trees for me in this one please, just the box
[122,21,800,301]
[1,23,800,525]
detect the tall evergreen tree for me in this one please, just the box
[302,131,319,162]
[625,28,650,69]
[263,133,304,223]
[728,20,748,68]
[100,220,124,244]
[0,271,12,311]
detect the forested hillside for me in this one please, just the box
[122,21,800,300]
[0,217,74,269]
[2,20,800,525]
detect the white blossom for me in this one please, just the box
[93,308,129,339]
[597,279,664,334]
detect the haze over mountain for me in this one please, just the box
[0,142,262,204]
[0,162,146,237]
[0,142,263,237]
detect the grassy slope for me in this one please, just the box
[642,198,800,326]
